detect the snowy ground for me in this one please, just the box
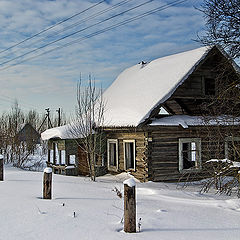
[1,166,240,240]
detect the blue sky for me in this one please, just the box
[0,0,205,116]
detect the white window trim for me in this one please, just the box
[107,139,118,171]
[179,138,201,172]
[224,136,240,160]
[123,140,136,171]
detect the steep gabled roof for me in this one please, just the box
[102,45,239,127]
[16,123,41,142]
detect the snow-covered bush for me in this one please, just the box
[200,159,240,197]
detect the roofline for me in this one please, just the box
[138,45,240,127]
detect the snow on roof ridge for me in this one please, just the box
[102,45,213,127]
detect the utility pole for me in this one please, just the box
[56,108,61,127]
[45,108,53,129]
[38,108,53,132]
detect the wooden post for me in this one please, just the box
[124,178,136,233]
[43,167,52,199]
[238,171,240,196]
[0,154,3,181]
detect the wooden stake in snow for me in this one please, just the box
[0,155,3,181]
[43,167,52,199]
[123,178,136,233]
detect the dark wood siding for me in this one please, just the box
[148,126,226,182]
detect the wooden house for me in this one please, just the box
[42,45,240,181]
[16,123,41,144]
[101,45,240,182]
[41,125,107,176]
[41,125,88,176]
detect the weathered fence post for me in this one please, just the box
[0,154,3,181]
[43,167,52,199]
[238,171,240,196]
[123,178,136,233]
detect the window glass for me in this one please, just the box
[107,139,118,169]
[179,138,201,171]
[109,142,117,166]
[124,141,135,170]
[205,78,215,95]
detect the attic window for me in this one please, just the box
[204,77,215,96]
[159,107,169,115]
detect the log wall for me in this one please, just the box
[105,130,148,182]
[148,125,226,182]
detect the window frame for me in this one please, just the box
[107,139,118,171]
[202,76,216,96]
[123,140,136,171]
[224,136,240,160]
[179,138,201,172]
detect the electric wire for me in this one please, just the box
[0,0,154,67]
[0,0,187,72]
[0,0,105,55]
[1,0,135,60]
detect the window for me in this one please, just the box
[107,139,118,170]
[179,138,201,172]
[124,140,136,170]
[225,137,240,161]
[204,77,215,96]
[69,155,76,165]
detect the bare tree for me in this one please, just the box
[70,75,105,181]
[198,0,240,59]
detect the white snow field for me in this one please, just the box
[1,166,240,240]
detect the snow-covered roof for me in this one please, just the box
[41,124,77,140]
[102,46,229,127]
[149,115,240,128]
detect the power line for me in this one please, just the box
[0,94,38,109]
[0,96,37,110]
[0,0,134,60]
[0,0,187,72]
[0,0,154,67]
[0,0,105,55]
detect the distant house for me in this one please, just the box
[42,45,240,181]
[41,125,88,176]
[16,123,41,145]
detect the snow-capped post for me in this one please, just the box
[123,178,136,233]
[0,154,3,181]
[43,167,52,199]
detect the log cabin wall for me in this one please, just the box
[47,139,79,175]
[148,125,228,182]
[105,129,149,182]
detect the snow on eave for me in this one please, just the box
[41,124,78,141]
[149,115,240,129]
